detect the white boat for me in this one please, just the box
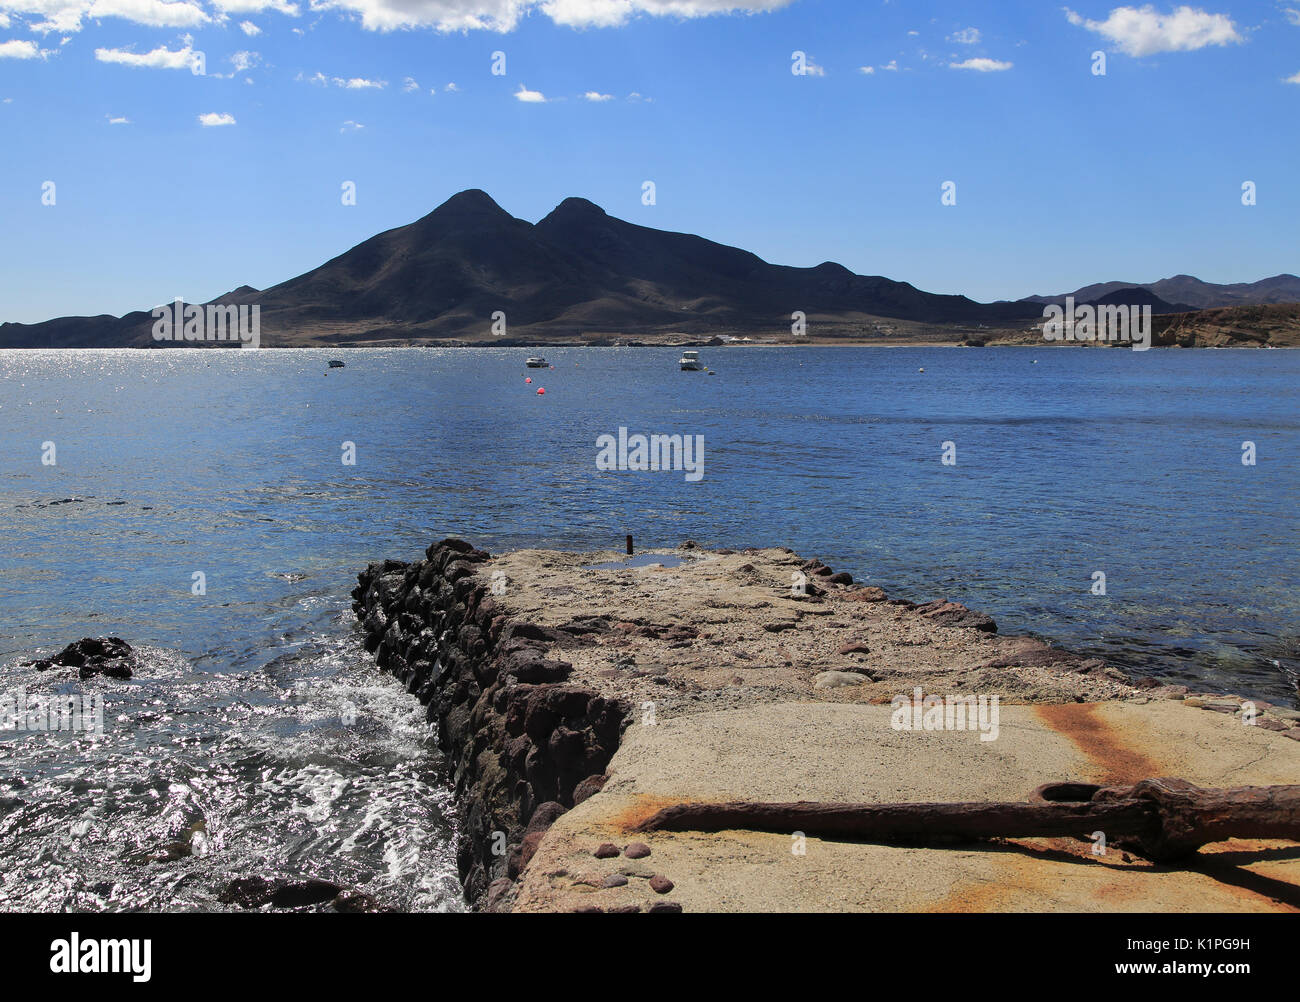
[525,357,548,368]
[679,350,704,371]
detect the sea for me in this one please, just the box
[0,345,1295,911]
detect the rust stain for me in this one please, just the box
[605,794,697,833]
[1034,702,1163,785]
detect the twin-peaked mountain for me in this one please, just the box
[0,190,1039,348]
[3,190,1295,347]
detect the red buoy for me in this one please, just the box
[537,387,545,395]
[525,377,532,383]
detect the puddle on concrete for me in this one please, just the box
[583,554,690,571]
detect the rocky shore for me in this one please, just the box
[353,539,1300,913]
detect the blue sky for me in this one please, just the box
[1,0,1297,324]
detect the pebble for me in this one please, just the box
[835,642,870,656]
[594,843,620,859]
[648,902,683,913]
[624,842,651,859]
[1283,729,1300,743]
[601,874,629,888]
[649,875,674,894]
[1255,718,1290,732]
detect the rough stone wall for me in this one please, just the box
[351,538,627,909]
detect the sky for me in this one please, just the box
[0,0,1297,324]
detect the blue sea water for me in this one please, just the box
[0,345,1295,910]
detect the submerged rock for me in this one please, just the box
[26,637,135,679]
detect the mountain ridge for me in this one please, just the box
[2,191,1296,347]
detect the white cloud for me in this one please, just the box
[95,39,196,69]
[239,19,261,33]
[209,0,298,13]
[950,56,1012,71]
[514,82,545,101]
[444,81,458,90]
[1064,5,1243,57]
[403,76,418,90]
[340,119,363,130]
[229,49,259,72]
[8,0,211,33]
[305,0,795,33]
[1283,7,1300,25]
[583,90,612,100]
[881,59,897,71]
[298,71,387,88]
[107,114,130,123]
[0,38,48,58]
[802,56,825,75]
[858,65,874,74]
[0,11,9,25]
[1287,70,1300,83]
[948,26,980,44]
[198,111,236,125]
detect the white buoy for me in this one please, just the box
[918,367,925,373]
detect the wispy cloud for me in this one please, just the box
[304,0,796,33]
[948,26,981,45]
[583,90,613,101]
[514,82,546,102]
[198,111,236,126]
[95,39,197,69]
[1064,5,1243,57]
[340,119,363,131]
[239,19,261,34]
[298,70,387,88]
[950,56,1012,71]
[107,114,131,123]
[210,0,299,14]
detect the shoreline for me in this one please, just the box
[352,539,1300,912]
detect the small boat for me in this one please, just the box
[525,357,548,368]
[328,360,345,368]
[679,350,704,371]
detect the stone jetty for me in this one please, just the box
[352,539,1300,913]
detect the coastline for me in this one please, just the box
[352,540,1300,913]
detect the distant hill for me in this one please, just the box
[1152,302,1300,348]
[1,190,1041,348]
[1024,273,1300,311]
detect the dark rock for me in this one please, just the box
[601,874,629,888]
[844,586,887,602]
[835,642,870,656]
[572,773,608,805]
[648,875,674,894]
[332,890,387,913]
[624,842,651,859]
[28,636,135,678]
[648,902,683,913]
[914,600,997,633]
[217,876,279,908]
[270,879,344,908]
[826,572,853,585]
[594,843,621,859]
[527,801,567,834]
